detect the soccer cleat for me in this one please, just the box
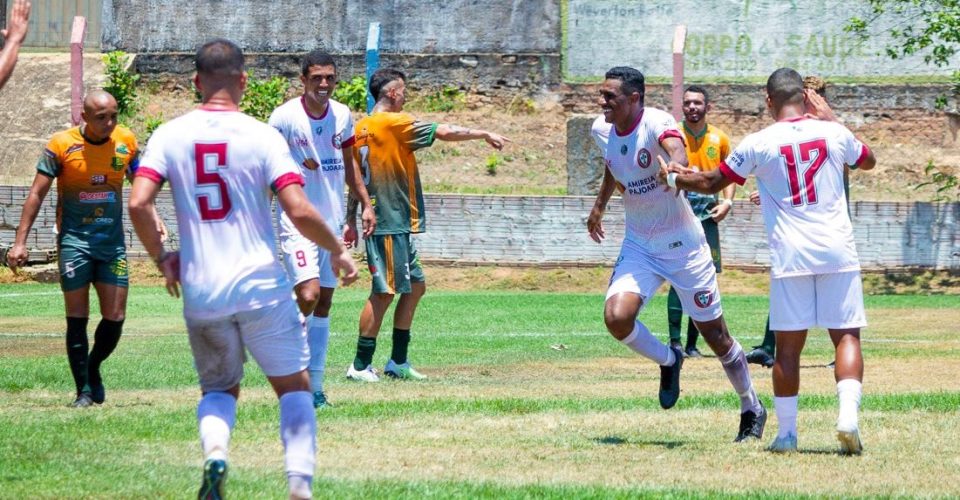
[90,383,106,404]
[734,403,767,442]
[767,434,798,453]
[684,346,703,358]
[658,345,683,409]
[746,348,774,368]
[837,426,863,455]
[69,393,95,408]
[384,359,428,380]
[198,459,227,500]
[346,364,380,382]
[313,391,333,409]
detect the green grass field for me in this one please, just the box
[2,283,959,498]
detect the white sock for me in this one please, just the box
[308,316,331,393]
[620,321,675,366]
[774,395,799,439]
[836,378,862,431]
[280,391,316,498]
[718,340,761,413]
[197,392,237,462]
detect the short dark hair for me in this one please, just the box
[766,68,804,107]
[604,66,645,100]
[684,85,710,104]
[301,49,337,76]
[369,68,406,102]
[196,38,244,77]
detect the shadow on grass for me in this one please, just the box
[592,436,684,449]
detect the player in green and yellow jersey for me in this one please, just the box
[667,85,735,358]
[344,68,509,381]
[7,90,162,407]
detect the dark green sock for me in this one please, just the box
[391,328,410,365]
[65,317,90,395]
[88,319,124,390]
[759,316,776,354]
[353,336,377,370]
[685,317,699,350]
[666,287,683,344]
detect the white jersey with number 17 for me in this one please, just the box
[719,116,870,278]
[137,109,305,320]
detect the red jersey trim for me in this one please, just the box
[718,161,746,185]
[341,135,357,149]
[135,167,165,184]
[271,172,305,194]
[300,97,329,120]
[779,116,810,123]
[615,110,645,137]
[854,144,871,167]
[658,129,684,145]
[198,105,239,112]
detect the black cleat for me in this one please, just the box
[69,393,95,408]
[735,403,768,442]
[90,383,105,404]
[658,345,684,409]
[746,348,774,368]
[198,459,227,500]
[684,346,703,358]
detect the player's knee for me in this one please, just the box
[603,309,634,339]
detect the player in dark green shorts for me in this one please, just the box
[7,91,162,407]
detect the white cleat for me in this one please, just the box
[837,426,863,455]
[767,434,798,453]
[346,364,380,382]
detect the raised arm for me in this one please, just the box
[0,0,31,90]
[434,124,510,150]
[806,90,876,171]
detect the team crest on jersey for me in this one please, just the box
[706,145,718,160]
[302,158,320,170]
[693,290,713,308]
[620,144,628,155]
[332,132,343,150]
[636,148,651,169]
[111,156,124,171]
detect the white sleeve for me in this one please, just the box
[262,127,302,192]
[839,126,866,166]
[720,135,757,185]
[590,116,610,152]
[138,126,169,180]
[650,110,683,145]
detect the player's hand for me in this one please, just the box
[360,205,376,238]
[6,243,28,271]
[749,190,761,206]
[2,0,30,44]
[157,218,169,243]
[332,247,359,286]
[656,155,684,198]
[342,223,359,249]
[709,201,731,222]
[587,207,605,243]
[484,132,511,151]
[804,89,838,122]
[156,251,181,298]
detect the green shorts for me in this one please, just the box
[365,233,425,294]
[701,218,721,273]
[58,244,129,292]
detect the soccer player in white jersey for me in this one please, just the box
[269,49,375,409]
[128,39,359,499]
[661,67,876,455]
[587,66,765,442]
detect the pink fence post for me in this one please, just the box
[671,25,687,122]
[70,16,87,126]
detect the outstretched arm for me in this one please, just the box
[657,155,732,195]
[0,0,31,90]
[435,124,510,150]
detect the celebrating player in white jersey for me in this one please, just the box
[587,66,765,442]
[128,38,359,500]
[269,49,375,409]
[661,67,876,455]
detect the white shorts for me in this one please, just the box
[769,271,867,331]
[185,299,308,393]
[280,232,338,288]
[606,241,723,322]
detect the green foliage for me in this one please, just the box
[846,0,960,105]
[332,75,368,112]
[239,76,289,122]
[143,113,164,140]
[914,160,960,201]
[415,85,466,112]
[485,154,502,176]
[102,51,140,119]
[507,95,537,115]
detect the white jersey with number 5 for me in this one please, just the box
[137,109,305,320]
[591,108,705,256]
[269,97,355,235]
[719,116,870,278]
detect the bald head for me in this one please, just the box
[83,90,117,114]
[81,89,119,142]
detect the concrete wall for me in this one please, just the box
[565,0,955,80]
[3,186,958,270]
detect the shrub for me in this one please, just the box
[415,85,466,112]
[103,51,140,119]
[240,76,289,122]
[332,75,368,112]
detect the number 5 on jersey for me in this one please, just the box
[195,143,232,221]
[779,138,827,207]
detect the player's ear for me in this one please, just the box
[192,73,202,93]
